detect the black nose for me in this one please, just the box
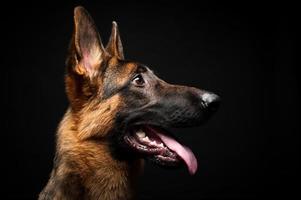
[201,93,221,112]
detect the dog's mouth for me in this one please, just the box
[124,125,197,175]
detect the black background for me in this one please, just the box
[2,1,299,199]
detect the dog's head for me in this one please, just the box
[65,7,220,175]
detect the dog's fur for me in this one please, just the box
[39,6,219,200]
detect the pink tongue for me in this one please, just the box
[154,131,198,175]
[156,133,198,175]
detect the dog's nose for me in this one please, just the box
[201,93,221,112]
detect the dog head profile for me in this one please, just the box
[65,6,220,175]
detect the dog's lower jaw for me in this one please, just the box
[39,109,144,200]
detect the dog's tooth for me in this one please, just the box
[150,141,156,146]
[136,131,146,138]
[158,143,164,148]
[144,136,150,141]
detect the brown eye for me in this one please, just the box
[132,74,145,87]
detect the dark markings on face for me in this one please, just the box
[98,56,217,136]
[101,58,149,99]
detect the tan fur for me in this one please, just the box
[107,57,138,87]
[39,7,144,200]
[40,106,144,200]
[41,70,144,200]
[77,94,123,139]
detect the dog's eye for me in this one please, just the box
[132,74,145,87]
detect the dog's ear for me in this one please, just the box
[106,21,124,59]
[70,6,107,78]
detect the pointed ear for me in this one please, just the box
[72,6,107,77]
[105,21,124,59]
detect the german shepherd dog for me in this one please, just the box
[39,6,220,200]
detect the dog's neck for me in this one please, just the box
[41,109,143,200]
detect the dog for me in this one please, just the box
[39,6,220,200]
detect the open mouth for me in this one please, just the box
[124,125,197,175]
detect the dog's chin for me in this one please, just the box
[123,125,198,175]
